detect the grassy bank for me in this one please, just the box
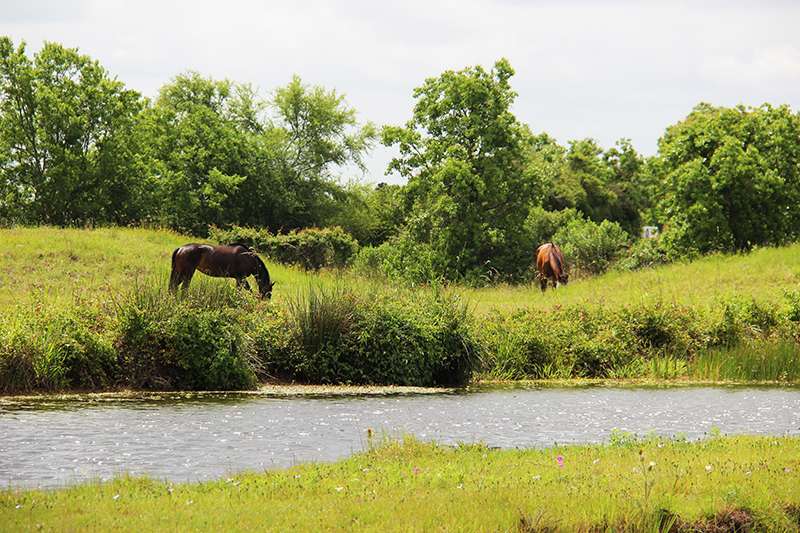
[3,226,800,314]
[2,435,799,531]
[1,226,799,392]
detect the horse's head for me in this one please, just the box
[558,272,569,285]
[260,281,275,300]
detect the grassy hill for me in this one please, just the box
[1,226,799,392]
[2,226,799,313]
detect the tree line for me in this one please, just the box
[2,38,800,283]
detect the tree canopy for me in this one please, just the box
[2,38,800,283]
[656,103,800,254]
[0,38,144,224]
[383,58,537,280]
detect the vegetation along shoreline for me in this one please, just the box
[1,227,799,395]
[2,435,799,531]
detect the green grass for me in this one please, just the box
[464,244,800,314]
[690,340,800,382]
[2,227,800,390]
[2,226,800,315]
[1,435,799,531]
[0,226,329,311]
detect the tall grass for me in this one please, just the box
[280,285,480,386]
[2,227,800,391]
[286,285,357,361]
[691,340,800,382]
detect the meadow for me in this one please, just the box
[1,434,799,531]
[2,226,800,313]
[1,226,799,392]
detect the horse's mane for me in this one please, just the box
[226,242,255,252]
[253,253,271,284]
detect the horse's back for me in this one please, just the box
[536,243,553,272]
[536,242,565,277]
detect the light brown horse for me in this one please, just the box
[169,243,274,299]
[536,242,568,292]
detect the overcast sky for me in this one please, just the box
[3,0,799,183]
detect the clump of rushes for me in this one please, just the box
[0,306,116,394]
[277,285,480,386]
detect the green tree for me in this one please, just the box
[139,72,251,234]
[0,38,144,224]
[657,103,800,254]
[238,75,375,230]
[602,138,649,235]
[383,58,536,281]
[325,181,406,245]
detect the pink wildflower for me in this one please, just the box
[556,455,564,468]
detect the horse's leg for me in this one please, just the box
[169,269,180,293]
[170,268,186,293]
[236,277,252,292]
[540,278,547,292]
[180,269,195,292]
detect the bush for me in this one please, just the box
[0,308,116,393]
[553,218,630,275]
[279,286,480,386]
[209,225,359,270]
[708,297,781,346]
[351,234,444,286]
[479,303,748,379]
[114,284,260,390]
[615,237,670,271]
[523,207,583,248]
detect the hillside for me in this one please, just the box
[2,226,799,313]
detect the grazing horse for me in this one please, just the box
[536,242,568,292]
[169,243,274,299]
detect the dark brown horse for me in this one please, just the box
[169,243,274,299]
[536,242,568,292]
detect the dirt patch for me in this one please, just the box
[785,504,800,527]
[671,507,755,533]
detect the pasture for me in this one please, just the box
[2,226,799,314]
[1,226,800,392]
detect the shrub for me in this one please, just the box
[523,207,582,248]
[114,284,260,390]
[707,297,780,347]
[280,286,480,386]
[616,303,704,358]
[209,225,359,270]
[615,237,670,271]
[481,303,729,379]
[553,218,630,275]
[351,235,444,286]
[0,308,116,393]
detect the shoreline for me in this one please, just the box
[2,435,799,531]
[2,377,799,402]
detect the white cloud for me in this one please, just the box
[2,0,798,182]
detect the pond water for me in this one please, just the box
[2,386,799,488]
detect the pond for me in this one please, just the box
[2,385,799,488]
